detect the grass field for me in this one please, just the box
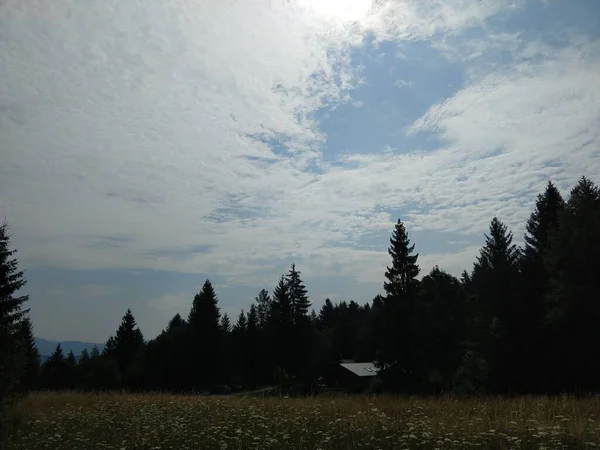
[3,392,600,449]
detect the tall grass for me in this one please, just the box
[3,392,600,449]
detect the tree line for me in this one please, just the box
[1,175,599,402]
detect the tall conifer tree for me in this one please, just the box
[377,219,420,391]
[0,221,30,402]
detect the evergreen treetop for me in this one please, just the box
[0,221,29,330]
[383,219,420,298]
[286,264,310,322]
[220,313,232,334]
[188,279,221,329]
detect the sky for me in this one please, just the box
[1,0,599,343]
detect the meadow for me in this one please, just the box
[3,392,600,449]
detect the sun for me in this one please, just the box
[297,0,373,23]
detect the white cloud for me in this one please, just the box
[1,0,597,301]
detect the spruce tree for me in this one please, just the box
[165,313,186,333]
[79,349,90,364]
[286,264,310,323]
[90,346,100,359]
[230,310,248,383]
[545,176,600,392]
[16,317,40,391]
[42,344,68,389]
[65,350,77,389]
[269,275,292,376]
[309,309,318,325]
[472,217,520,321]
[66,350,77,367]
[233,310,247,333]
[220,313,232,334]
[471,217,521,393]
[103,336,117,357]
[108,309,145,376]
[187,279,222,389]
[247,305,259,333]
[377,219,420,391]
[271,276,291,327]
[0,221,30,402]
[520,181,565,392]
[383,219,420,298]
[318,298,335,330]
[103,309,145,388]
[255,289,271,329]
[244,305,260,387]
[524,182,565,261]
[188,280,221,328]
[76,349,91,390]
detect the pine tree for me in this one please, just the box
[269,275,293,376]
[189,280,221,329]
[247,305,259,332]
[104,309,145,388]
[286,264,311,323]
[79,349,90,364]
[524,182,565,262]
[255,289,271,329]
[383,219,420,298]
[42,344,68,389]
[47,344,65,365]
[318,298,335,330]
[66,350,77,367]
[471,217,521,393]
[0,221,30,402]
[65,350,77,389]
[472,217,520,319]
[187,279,222,389]
[545,176,600,392]
[244,305,260,387]
[519,181,565,392]
[90,346,100,359]
[309,309,318,325]
[230,310,248,384]
[16,317,40,391]
[220,313,232,334]
[377,219,420,391]
[103,336,117,357]
[165,313,186,333]
[271,276,291,327]
[233,310,247,333]
[76,349,91,390]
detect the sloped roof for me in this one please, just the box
[339,362,379,377]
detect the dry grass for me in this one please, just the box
[3,392,600,449]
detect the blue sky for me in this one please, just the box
[1,0,599,342]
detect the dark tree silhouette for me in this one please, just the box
[545,176,600,392]
[16,317,40,391]
[471,217,521,393]
[378,219,420,391]
[187,279,222,390]
[286,264,311,323]
[0,221,31,404]
[103,309,145,389]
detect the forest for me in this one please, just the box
[1,176,599,401]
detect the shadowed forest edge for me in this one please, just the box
[1,176,599,405]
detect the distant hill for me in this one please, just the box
[35,338,104,362]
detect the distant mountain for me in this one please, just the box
[35,338,104,361]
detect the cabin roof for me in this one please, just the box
[339,362,379,377]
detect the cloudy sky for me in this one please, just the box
[1,0,599,343]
